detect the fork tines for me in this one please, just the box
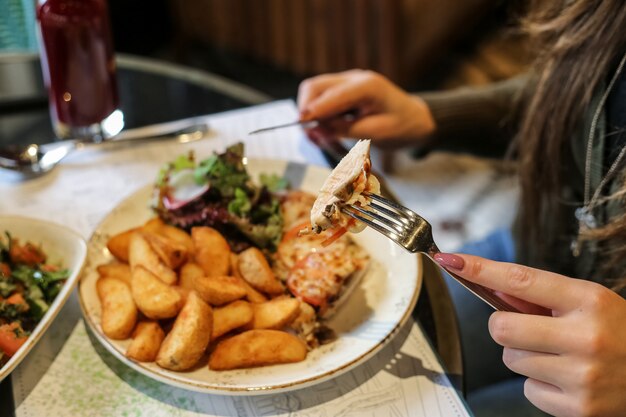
[340,192,419,243]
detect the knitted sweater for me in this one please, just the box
[420,71,626,292]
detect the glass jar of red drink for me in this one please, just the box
[37,0,124,140]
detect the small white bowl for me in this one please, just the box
[0,215,87,382]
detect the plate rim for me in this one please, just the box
[78,158,422,394]
[0,215,87,382]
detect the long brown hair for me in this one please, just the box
[517,0,626,284]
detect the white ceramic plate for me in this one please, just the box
[78,159,421,395]
[0,216,87,382]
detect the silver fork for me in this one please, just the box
[341,192,521,312]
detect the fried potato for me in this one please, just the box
[126,321,165,362]
[156,292,213,371]
[96,276,137,340]
[131,266,183,319]
[241,276,269,303]
[106,228,138,262]
[192,275,247,306]
[141,217,165,233]
[97,262,131,285]
[192,227,231,277]
[212,300,254,339]
[230,253,267,303]
[208,330,307,370]
[237,247,284,295]
[129,232,177,285]
[141,230,188,270]
[179,262,204,290]
[174,286,190,305]
[248,297,300,330]
[142,217,195,254]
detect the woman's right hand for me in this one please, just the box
[297,69,436,148]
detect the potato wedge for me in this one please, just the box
[209,330,307,370]
[192,275,247,306]
[158,223,194,254]
[97,262,131,285]
[129,232,177,285]
[241,277,269,303]
[141,217,166,232]
[131,266,183,319]
[106,228,138,262]
[230,253,267,303]
[248,297,300,330]
[174,286,190,305]
[96,276,137,340]
[179,262,204,291]
[126,321,165,362]
[192,227,231,277]
[212,300,254,339]
[156,292,213,371]
[142,230,188,270]
[237,247,284,295]
[142,217,194,254]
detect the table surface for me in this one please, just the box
[0,53,521,417]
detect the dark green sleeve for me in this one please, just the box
[419,74,530,157]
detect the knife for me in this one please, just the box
[248,109,358,135]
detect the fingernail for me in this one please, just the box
[433,253,465,270]
[300,108,311,121]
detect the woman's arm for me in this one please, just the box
[421,74,529,156]
[297,70,529,155]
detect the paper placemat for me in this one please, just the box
[13,315,470,417]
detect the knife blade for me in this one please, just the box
[248,109,358,135]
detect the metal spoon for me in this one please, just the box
[0,118,210,177]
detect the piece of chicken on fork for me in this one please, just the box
[301,139,380,246]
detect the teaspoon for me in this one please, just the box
[0,119,209,177]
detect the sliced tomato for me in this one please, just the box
[6,293,29,312]
[10,241,46,266]
[286,253,338,311]
[0,323,28,357]
[0,262,10,278]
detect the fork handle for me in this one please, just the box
[426,255,522,313]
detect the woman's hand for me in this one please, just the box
[434,253,626,417]
[297,69,436,148]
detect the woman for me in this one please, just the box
[297,1,626,416]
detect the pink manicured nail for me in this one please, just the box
[433,253,465,270]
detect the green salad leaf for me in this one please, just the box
[260,173,289,192]
[154,143,289,252]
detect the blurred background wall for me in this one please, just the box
[109,0,531,98]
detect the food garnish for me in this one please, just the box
[152,143,286,252]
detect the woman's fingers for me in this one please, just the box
[493,291,551,315]
[502,348,576,389]
[524,378,571,417]
[297,73,342,114]
[488,312,573,354]
[434,253,587,312]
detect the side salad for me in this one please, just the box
[152,143,288,252]
[0,233,69,366]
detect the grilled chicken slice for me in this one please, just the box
[305,140,380,239]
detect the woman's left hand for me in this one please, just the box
[434,253,626,417]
